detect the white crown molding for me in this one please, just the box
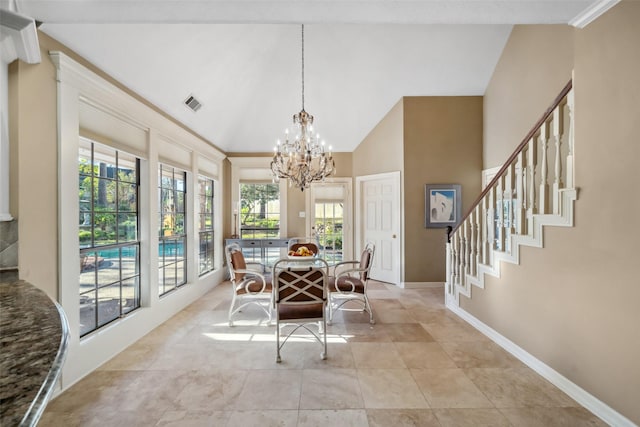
[569,0,620,28]
[446,301,637,427]
[0,8,40,64]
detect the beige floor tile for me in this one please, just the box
[440,340,524,368]
[98,343,159,371]
[397,297,434,311]
[234,370,302,410]
[350,342,406,368]
[433,408,511,426]
[369,298,405,311]
[420,319,488,342]
[366,408,440,427]
[38,410,94,427]
[465,367,576,408]
[500,406,609,426]
[330,308,376,324]
[299,369,363,409]
[332,323,392,343]
[226,410,298,427]
[174,369,248,410]
[411,368,494,408]
[297,409,369,426]
[54,407,161,427]
[155,410,230,427]
[45,370,146,413]
[375,308,418,324]
[358,369,429,409]
[119,370,193,413]
[395,342,457,369]
[302,342,356,369]
[382,323,435,342]
[147,343,210,371]
[408,307,460,324]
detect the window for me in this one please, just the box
[159,164,187,295]
[78,138,140,337]
[314,201,344,264]
[198,176,215,276]
[239,183,280,239]
[239,182,280,263]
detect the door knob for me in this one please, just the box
[392,234,397,238]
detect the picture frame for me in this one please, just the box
[425,184,462,228]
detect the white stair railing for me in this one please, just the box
[446,81,576,305]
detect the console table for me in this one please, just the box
[225,238,290,269]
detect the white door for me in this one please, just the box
[306,179,352,265]
[356,172,401,284]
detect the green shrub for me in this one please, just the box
[79,230,92,242]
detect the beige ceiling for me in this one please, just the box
[10,0,611,152]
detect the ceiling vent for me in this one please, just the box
[184,94,202,112]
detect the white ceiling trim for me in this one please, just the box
[15,0,595,25]
[569,0,620,28]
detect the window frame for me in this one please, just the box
[198,175,215,276]
[158,163,188,296]
[78,137,141,337]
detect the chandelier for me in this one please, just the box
[271,24,335,191]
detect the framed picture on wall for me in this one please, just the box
[425,184,462,228]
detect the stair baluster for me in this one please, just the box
[539,120,549,215]
[516,151,525,235]
[552,101,564,215]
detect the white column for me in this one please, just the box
[0,60,13,221]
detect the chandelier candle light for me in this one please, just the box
[271,24,335,191]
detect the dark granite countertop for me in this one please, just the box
[0,281,69,426]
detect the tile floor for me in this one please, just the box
[40,281,607,426]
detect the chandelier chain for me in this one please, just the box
[301,24,305,111]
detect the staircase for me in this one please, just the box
[446,80,575,306]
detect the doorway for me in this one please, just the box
[306,179,352,265]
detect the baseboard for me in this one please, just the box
[399,281,444,289]
[446,301,636,427]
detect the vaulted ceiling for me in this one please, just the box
[10,0,608,153]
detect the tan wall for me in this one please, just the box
[9,43,59,299]
[403,97,483,282]
[483,25,574,168]
[464,2,640,423]
[352,100,404,178]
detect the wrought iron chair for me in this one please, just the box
[225,242,273,326]
[272,258,329,363]
[328,242,376,324]
[287,236,320,257]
